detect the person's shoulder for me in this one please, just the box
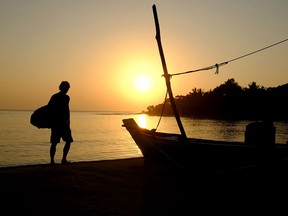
[50,92,60,99]
[49,92,56,100]
[63,94,70,99]
[61,93,70,102]
[51,92,69,100]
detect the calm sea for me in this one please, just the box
[0,110,287,168]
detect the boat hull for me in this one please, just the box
[122,118,288,174]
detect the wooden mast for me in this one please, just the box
[152,4,187,139]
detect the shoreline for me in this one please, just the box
[0,157,143,170]
[1,157,288,215]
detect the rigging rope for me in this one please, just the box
[170,38,288,77]
[156,38,288,132]
[154,90,168,131]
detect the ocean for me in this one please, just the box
[0,110,287,168]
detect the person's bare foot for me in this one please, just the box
[61,160,70,164]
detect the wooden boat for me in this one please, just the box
[122,5,288,175]
[122,118,288,174]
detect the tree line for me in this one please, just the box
[145,78,288,121]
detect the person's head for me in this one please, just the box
[59,81,70,93]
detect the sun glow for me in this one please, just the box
[134,75,152,92]
[113,55,166,111]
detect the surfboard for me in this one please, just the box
[30,105,52,129]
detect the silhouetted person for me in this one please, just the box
[48,81,73,164]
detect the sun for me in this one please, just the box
[134,75,151,92]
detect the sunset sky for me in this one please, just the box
[1,0,287,112]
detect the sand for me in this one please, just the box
[1,157,288,215]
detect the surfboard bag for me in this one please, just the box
[30,105,52,129]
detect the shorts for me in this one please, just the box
[50,125,73,144]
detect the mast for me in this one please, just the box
[152,4,187,139]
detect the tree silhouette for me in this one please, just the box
[145,79,288,121]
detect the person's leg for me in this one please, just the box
[50,127,60,164]
[61,127,73,164]
[50,143,57,164]
[61,141,71,164]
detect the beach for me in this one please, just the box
[1,157,288,215]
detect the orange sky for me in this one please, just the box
[1,0,287,112]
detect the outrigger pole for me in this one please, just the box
[152,4,187,139]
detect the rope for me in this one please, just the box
[170,38,288,77]
[227,38,288,63]
[154,90,168,131]
[171,62,228,76]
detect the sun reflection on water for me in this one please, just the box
[137,114,147,128]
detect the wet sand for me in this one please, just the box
[1,157,288,215]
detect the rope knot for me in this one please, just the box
[215,63,219,74]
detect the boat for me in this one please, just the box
[123,118,288,174]
[122,5,288,175]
